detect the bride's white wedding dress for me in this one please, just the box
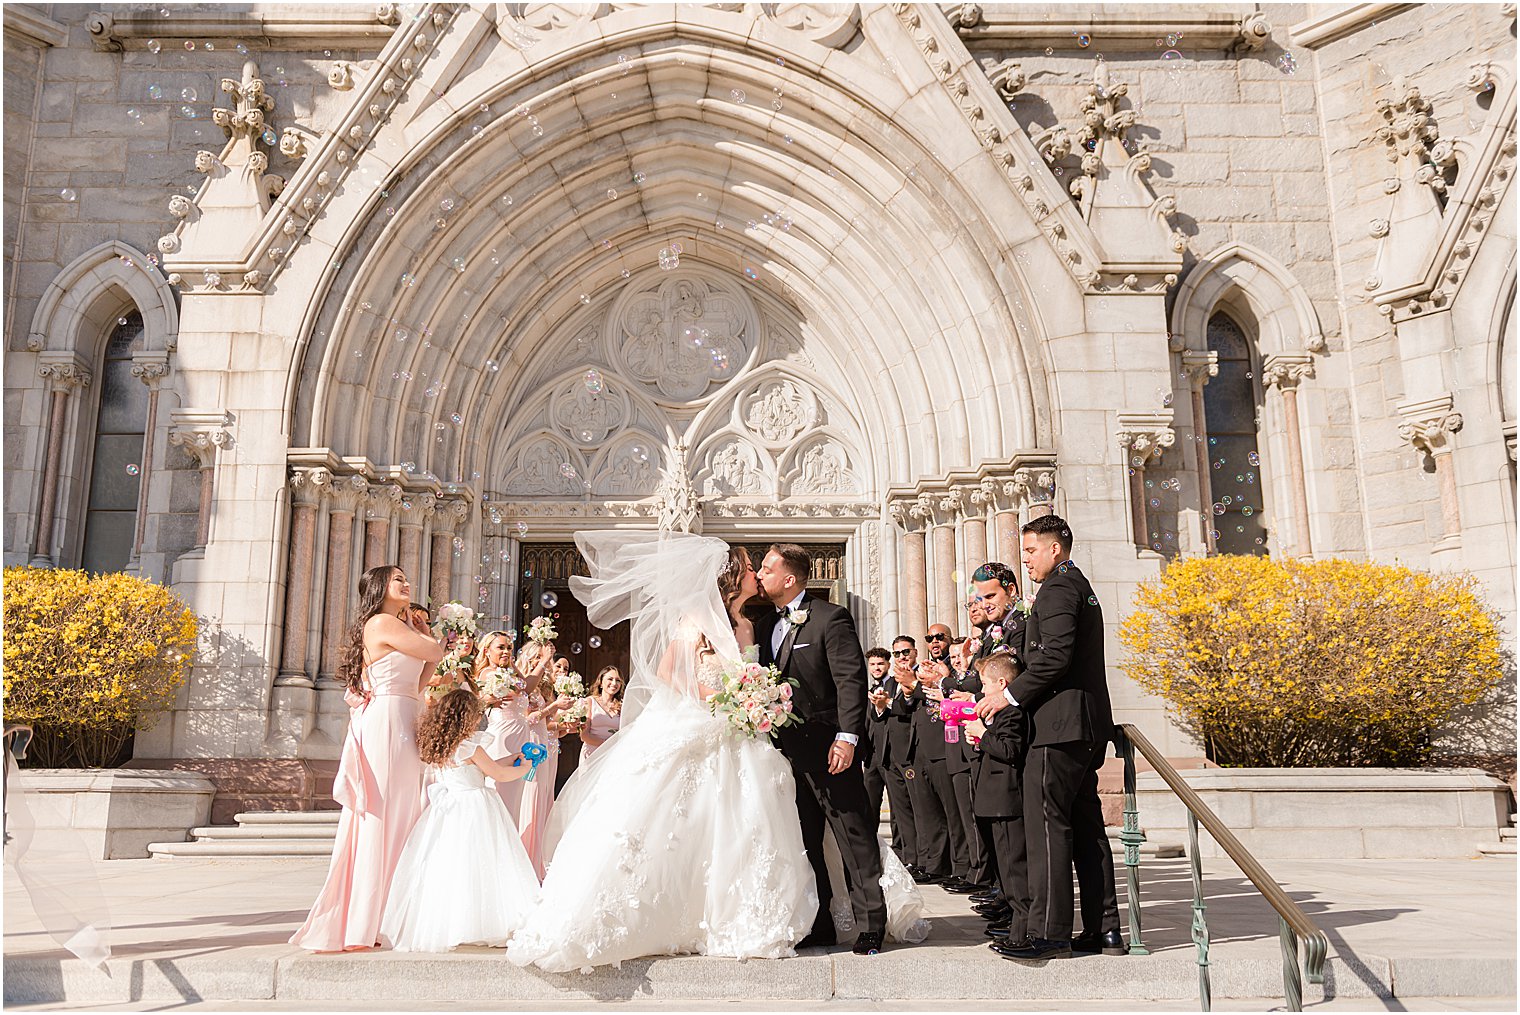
[506,655,929,972]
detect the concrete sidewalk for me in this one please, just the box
[4,855,1515,1008]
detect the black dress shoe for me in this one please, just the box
[969,890,1003,905]
[991,936,1072,963]
[1072,929,1127,956]
[909,867,937,884]
[852,931,885,955]
[972,902,1011,919]
[797,928,836,949]
[942,877,980,894]
[983,917,1011,939]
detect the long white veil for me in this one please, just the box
[568,529,739,727]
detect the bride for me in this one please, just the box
[506,531,927,972]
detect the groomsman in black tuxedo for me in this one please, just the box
[869,641,920,872]
[756,543,889,955]
[940,633,990,893]
[899,624,969,888]
[977,516,1122,962]
[965,652,1031,948]
[859,647,890,840]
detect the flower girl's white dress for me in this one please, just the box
[380,733,540,951]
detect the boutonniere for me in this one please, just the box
[988,625,1005,642]
[966,637,983,656]
[785,605,810,627]
[1014,599,1033,618]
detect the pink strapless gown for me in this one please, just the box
[485,693,556,878]
[290,651,426,951]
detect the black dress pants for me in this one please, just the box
[950,767,991,884]
[906,756,965,878]
[883,762,917,866]
[1023,741,1119,940]
[977,814,1030,940]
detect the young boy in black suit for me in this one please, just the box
[966,652,1031,952]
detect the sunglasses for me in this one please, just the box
[891,648,914,657]
[925,633,949,641]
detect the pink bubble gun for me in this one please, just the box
[940,700,979,743]
[514,741,549,781]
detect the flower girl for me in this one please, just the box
[380,689,542,952]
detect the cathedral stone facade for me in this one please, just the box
[4,3,1515,807]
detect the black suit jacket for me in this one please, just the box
[1008,562,1113,749]
[901,665,950,764]
[756,594,870,741]
[972,703,1026,818]
[973,610,1028,670]
[942,660,981,776]
[869,674,915,768]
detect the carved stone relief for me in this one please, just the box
[510,436,584,495]
[743,378,817,444]
[612,274,752,402]
[789,439,862,495]
[595,434,660,496]
[550,374,628,446]
[702,437,769,497]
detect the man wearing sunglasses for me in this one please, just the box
[868,643,919,875]
[896,625,968,889]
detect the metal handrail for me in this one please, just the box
[1115,723,1329,1012]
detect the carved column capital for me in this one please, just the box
[1181,349,1219,385]
[289,466,333,507]
[328,474,370,512]
[36,352,93,390]
[1262,353,1316,390]
[969,478,999,509]
[932,488,964,524]
[429,497,470,532]
[1116,413,1176,466]
[1237,11,1272,50]
[1013,467,1057,506]
[130,351,171,388]
[1397,394,1464,455]
[168,410,233,468]
[365,481,405,519]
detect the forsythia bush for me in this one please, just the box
[1120,556,1503,767]
[3,567,197,767]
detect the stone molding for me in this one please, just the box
[84,5,402,51]
[1397,394,1464,455]
[1288,3,1416,49]
[28,241,180,355]
[1180,349,1219,385]
[1262,353,1316,391]
[4,5,68,48]
[953,8,1272,52]
[1169,242,1328,356]
[130,351,171,388]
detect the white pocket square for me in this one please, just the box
[792,643,811,650]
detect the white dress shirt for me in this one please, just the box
[773,590,857,747]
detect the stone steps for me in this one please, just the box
[1477,814,1516,856]
[148,810,338,858]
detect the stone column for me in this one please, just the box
[1263,355,1316,558]
[965,481,993,571]
[1398,394,1466,549]
[1116,417,1176,551]
[268,466,330,755]
[993,480,1024,567]
[128,352,170,563]
[167,411,233,550]
[30,356,92,566]
[279,467,329,680]
[319,475,368,679]
[362,482,402,571]
[890,500,929,638]
[397,493,433,587]
[929,490,961,632]
[1016,465,1057,521]
[428,498,468,609]
[1182,350,1220,553]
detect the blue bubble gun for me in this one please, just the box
[515,741,549,782]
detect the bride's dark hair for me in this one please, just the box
[337,565,401,695]
[716,546,750,628]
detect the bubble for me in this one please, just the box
[583,369,604,393]
[730,88,747,103]
[632,171,645,184]
[578,429,594,443]
[1149,498,1160,508]
[440,197,455,213]
[951,570,963,583]
[559,463,577,480]
[1212,503,1225,516]
[709,349,729,371]
[147,39,162,53]
[1044,47,1054,56]
[515,521,529,536]
[452,536,465,550]
[541,591,559,609]
[179,105,197,118]
[451,412,463,425]
[147,84,164,100]
[184,40,195,51]
[59,188,76,202]
[261,126,277,145]
[236,43,249,55]
[1162,49,1183,62]
[571,642,584,655]
[631,445,648,462]
[658,246,680,270]
[125,463,140,476]
[1242,506,1255,517]
[1247,451,1261,466]
[486,359,500,372]
[1276,52,1298,75]
[579,293,591,305]
[499,193,514,208]
[203,42,214,50]
[1087,595,1099,606]
[1075,33,1092,47]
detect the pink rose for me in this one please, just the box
[757,717,772,733]
[778,684,793,700]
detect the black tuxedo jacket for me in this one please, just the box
[1008,562,1113,750]
[974,610,1028,670]
[868,673,914,768]
[901,661,951,764]
[757,594,870,741]
[972,702,1026,818]
[860,671,894,768]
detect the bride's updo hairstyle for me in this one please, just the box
[715,546,750,626]
[416,688,483,765]
[337,565,402,696]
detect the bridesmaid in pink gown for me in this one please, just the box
[496,642,574,877]
[482,640,549,824]
[290,565,443,952]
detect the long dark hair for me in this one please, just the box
[337,565,401,695]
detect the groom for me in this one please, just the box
[757,543,889,955]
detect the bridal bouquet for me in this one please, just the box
[527,616,557,645]
[707,657,801,739]
[478,664,524,699]
[559,698,589,730]
[432,601,479,640]
[554,670,585,698]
